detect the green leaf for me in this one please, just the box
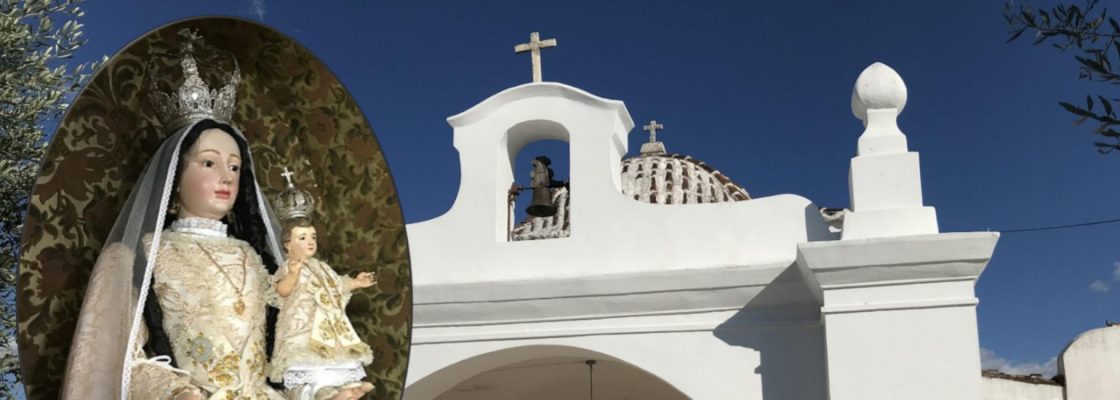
[1098,128,1120,138]
[1061,101,1095,117]
[1007,27,1027,43]
[1076,55,1110,74]
[1033,31,1050,45]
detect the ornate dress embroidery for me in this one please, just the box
[141,230,284,399]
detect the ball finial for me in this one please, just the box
[851,62,907,122]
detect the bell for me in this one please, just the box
[525,186,557,217]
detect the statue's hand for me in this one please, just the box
[353,272,377,289]
[172,390,205,400]
[331,382,375,400]
[286,254,306,272]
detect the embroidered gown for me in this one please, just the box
[268,257,373,387]
[128,220,285,399]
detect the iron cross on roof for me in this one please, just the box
[514,32,557,83]
[643,120,664,143]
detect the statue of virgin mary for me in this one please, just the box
[19,17,410,400]
[60,30,291,399]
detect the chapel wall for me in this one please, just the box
[407,82,833,287]
[406,326,828,400]
[1059,326,1120,400]
[981,376,1063,400]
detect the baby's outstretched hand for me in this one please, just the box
[353,272,377,289]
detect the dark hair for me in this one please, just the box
[143,119,280,367]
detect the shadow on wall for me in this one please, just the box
[713,260,828,400]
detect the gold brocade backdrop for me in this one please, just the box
[17,17,411,399]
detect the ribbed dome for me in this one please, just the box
[511,139,750,241]
[620,152,750,205]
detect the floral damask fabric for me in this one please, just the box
[270,258,373,384]
[19,18,411,399]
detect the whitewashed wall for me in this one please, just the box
[404,82,832,399]
[1060,326,1120,400]
[982,377,1062,400]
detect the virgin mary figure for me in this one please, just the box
[20,19,406,400]
[59,31,297,399]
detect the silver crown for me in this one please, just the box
[149,29,240,129]
[272,167,317,221]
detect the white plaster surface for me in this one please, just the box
[404,82,832,399]
[434,357,688,400]
[407,327,826,400]
[849,152,923,211]
[851,62,908,123]
[406,83,833,286]
[842,63,937,240]
[798,233,998,400]
[982,377,1062,400]
[841,206,938,240]
[825,306,983,400]
[1059,326,1120,400]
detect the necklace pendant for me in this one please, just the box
[235,299,246,315]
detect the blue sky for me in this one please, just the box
[67,0,1119,375]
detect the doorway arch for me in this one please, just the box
[407,345,688,400]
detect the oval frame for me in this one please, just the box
[17,16,412,399]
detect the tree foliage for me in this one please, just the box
[1005,0,1120,153]
[0,0,100,397]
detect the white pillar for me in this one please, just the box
[795,63,999,400]
[797,233,997,400]
[841,62,938,240]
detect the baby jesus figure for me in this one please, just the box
[269,216,377,400]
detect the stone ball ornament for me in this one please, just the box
[850,62,908,122]
[17,17,412,399]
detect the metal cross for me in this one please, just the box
[514,32,557,83]
[643,120,664,143]
[281,166,295,188]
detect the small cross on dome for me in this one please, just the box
[643,120,664,143]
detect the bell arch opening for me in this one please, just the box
[502,120,571,242]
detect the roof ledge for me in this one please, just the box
[447,82,634,130]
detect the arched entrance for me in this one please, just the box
[409,345,689,400]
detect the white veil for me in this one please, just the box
[60,118,284,399]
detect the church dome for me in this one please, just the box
[511,137,750,241]
[620,142,750,204]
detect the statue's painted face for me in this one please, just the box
[177,128,242,220]
[285,226,318,258]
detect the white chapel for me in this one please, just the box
[392,29,1026,399]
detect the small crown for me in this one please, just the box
[272,167,317,222]
[148,28,240,129]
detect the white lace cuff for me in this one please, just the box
[282,362,366,390]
